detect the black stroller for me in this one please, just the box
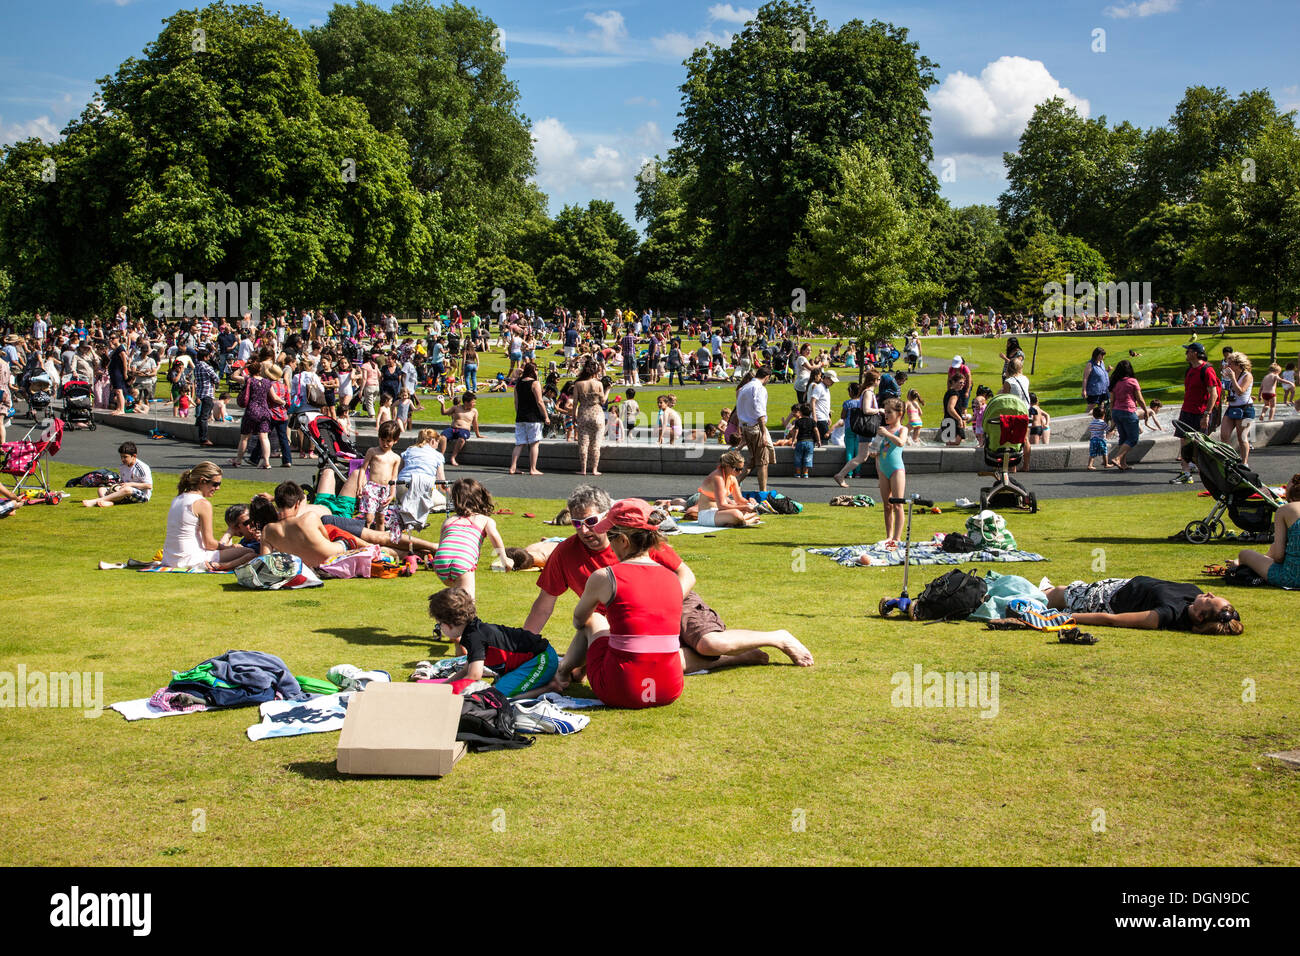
[60,380,96,430]
[1175,426,1280,543]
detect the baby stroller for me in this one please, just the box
[977,393,1037,513]
[18,369,54,423]
[60,380,96,430]
[1175,426,1280,544]
[298,412,359,485]
[1,417,64,496]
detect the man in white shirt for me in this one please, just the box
[736,366,774,492]
[32,314,47,344]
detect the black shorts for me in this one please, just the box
[1177,409,1205,461]
[321,514,367,538]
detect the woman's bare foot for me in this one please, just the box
[83,498,103,508]
[591,471,601,476]
[529,469,544,476]
[834,477,848,488]
[1086,465,1096,470]
[507,468,518,475]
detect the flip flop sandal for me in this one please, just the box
[495,508,514,515]
[523,512,536,518]
[1202,564,1228,576]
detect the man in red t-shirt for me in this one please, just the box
[522,486,814,676]
[1171,342,1221,484]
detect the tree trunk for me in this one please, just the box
[1270,277,1280,365]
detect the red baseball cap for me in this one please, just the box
[592,498,658,534]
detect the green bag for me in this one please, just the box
[965,510,1016,552]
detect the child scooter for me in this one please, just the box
[878,493,933,618]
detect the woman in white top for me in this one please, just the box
[1219,352,1255,466]
[159,462,256,571]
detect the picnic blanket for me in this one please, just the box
[809,542,1047,568]
[135,565,232,574]
[667,521,760,535]
[247,693,352,741]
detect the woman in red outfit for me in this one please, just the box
[554,499,685,708]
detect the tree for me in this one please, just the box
[531,201,638,311]
[1000,97,1143,270]
[0,2,466,314]
[927,203,1007,309]
[790,143,939,372]
[307,1,537,259]
[625,157,710,308]
[1196,120,1300,360]
[673,0,939,303]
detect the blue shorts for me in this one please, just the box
[1089,437,1107,458]
[1226,404,1255,421]
[493,645,558,698]
[794,439,815,470]
[442,427,470,441]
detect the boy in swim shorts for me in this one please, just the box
[359,420,402,530]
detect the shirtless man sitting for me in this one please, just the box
[266,476,437,556]
[437,392,481,466]
[249,483,404,568]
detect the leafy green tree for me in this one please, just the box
[1000,97,1143,269]
[307,1,536,258]
[0,2,465,314]
[1196,120,1300,360]
[927,203,1007,309]
[625,158,709,308]
[531,201,638,311]
[674,0,939,303]
[790,143,939,372]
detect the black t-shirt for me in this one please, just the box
[1110,576,1200,630]
[460,618,548,672]
[791,417,818,442]
[217,330,236,353]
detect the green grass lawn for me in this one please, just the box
[154,328,1300,434]
[2,460,1298,865]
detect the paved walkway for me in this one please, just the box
[49,418,1300,505]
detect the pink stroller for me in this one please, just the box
[1,417,64,496]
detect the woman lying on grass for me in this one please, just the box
[1229,474,1300,589]
[1041,576,1242,634]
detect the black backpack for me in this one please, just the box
[848,404,880,439]
[914,569,989,621]
[767,492,803,515]
[457,687,534,752]
[940,532,978,553]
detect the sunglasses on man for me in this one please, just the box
[571,511,607,529]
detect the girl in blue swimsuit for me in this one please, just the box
[871,398,908,545]
[1231,474,1300,588]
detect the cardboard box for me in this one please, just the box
[337,682,466,777]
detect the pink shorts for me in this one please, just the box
[358,480,391,517]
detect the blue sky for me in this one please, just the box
[2,0,1297,225]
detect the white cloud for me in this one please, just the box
[1103,0,1179,19]
[530,116,671,198]
[929,56,1090,157]
[0,115,60,145]
[624,95,660,108]
[650,28,734,59]
[708,4,755,23]
[584,10,627,52]
[927,57,1090,193]
[1281,85,1300,115]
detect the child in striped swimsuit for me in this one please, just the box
[432,477,507,600]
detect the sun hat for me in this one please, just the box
[592,498,659,535]
[951,356,963,368]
